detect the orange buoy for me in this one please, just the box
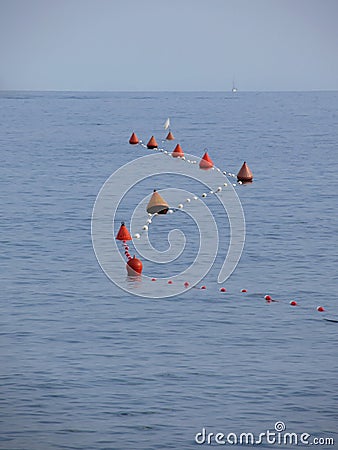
[147,136,158,149]
[199,151,214,169]
[172,144,184,158]
[129,132,139,145]
[126,255,143,275]
[116,222,132,241]
[146,189,169,214]
[166,131,175,140]
[237,161,253,182]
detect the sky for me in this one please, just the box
[0,0,337,91]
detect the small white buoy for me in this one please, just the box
[134,233,140,239]
[142,225,148,231]
[202,193,207,198]
[223,183,228,187]
[178,204,183,209]
[164,150,168,154]
[223,171,227,175]
[186,198,191,203]
[216,186,222,192]
[146,219,152,224]
[193,196,198,200]
[238,181,242,185]
[181,156,186,160]
[232,183,236,186]
[168,209,174,214]
[209,190,214,194]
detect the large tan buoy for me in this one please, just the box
[146,189,169,214]
[147,136,158,149]
[199,151,214,169]
[172,144,184,158]
[237,161,253,182]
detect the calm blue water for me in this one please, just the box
[1,91,338,449]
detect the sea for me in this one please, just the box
[0,91,337,449]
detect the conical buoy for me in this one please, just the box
[199,151,214,169]
[147,136,158,149]
[129,132,139,145]
[166,131,175,140]
[237,161,253,182]
[172,144,184,158]
[146,189,169,214]
[116,222,132,241]
[126,255,143,275]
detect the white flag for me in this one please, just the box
[163,118,170,130]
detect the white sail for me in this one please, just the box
[163,118,170,130]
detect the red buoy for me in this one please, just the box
[168,280,173,284]
[264,295,272,301]
[147,136,158,149]
[126,256,143,275]
[290,301,298,306]
[317,306,325,312]
[172,143,184,158]
[237,161,253,182]
[151,278,156,281]
[129,132,139,145]
[201,285,206,290]
[116,222,132,241]
[199,151,214,169]
[220,287,226,292]
[241,289,247,293]
[166,131,175,140]
[184,281,190,288]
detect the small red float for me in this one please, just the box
[241,289,247,293]
[290,301,298,306]
[220,287,226,292]
[317,306,325,312]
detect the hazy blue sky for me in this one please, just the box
[0,0,337,91]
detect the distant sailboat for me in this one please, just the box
[232,80,238,93]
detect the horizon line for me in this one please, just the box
[1,88,338,93]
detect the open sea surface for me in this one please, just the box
[0,91,338,449]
